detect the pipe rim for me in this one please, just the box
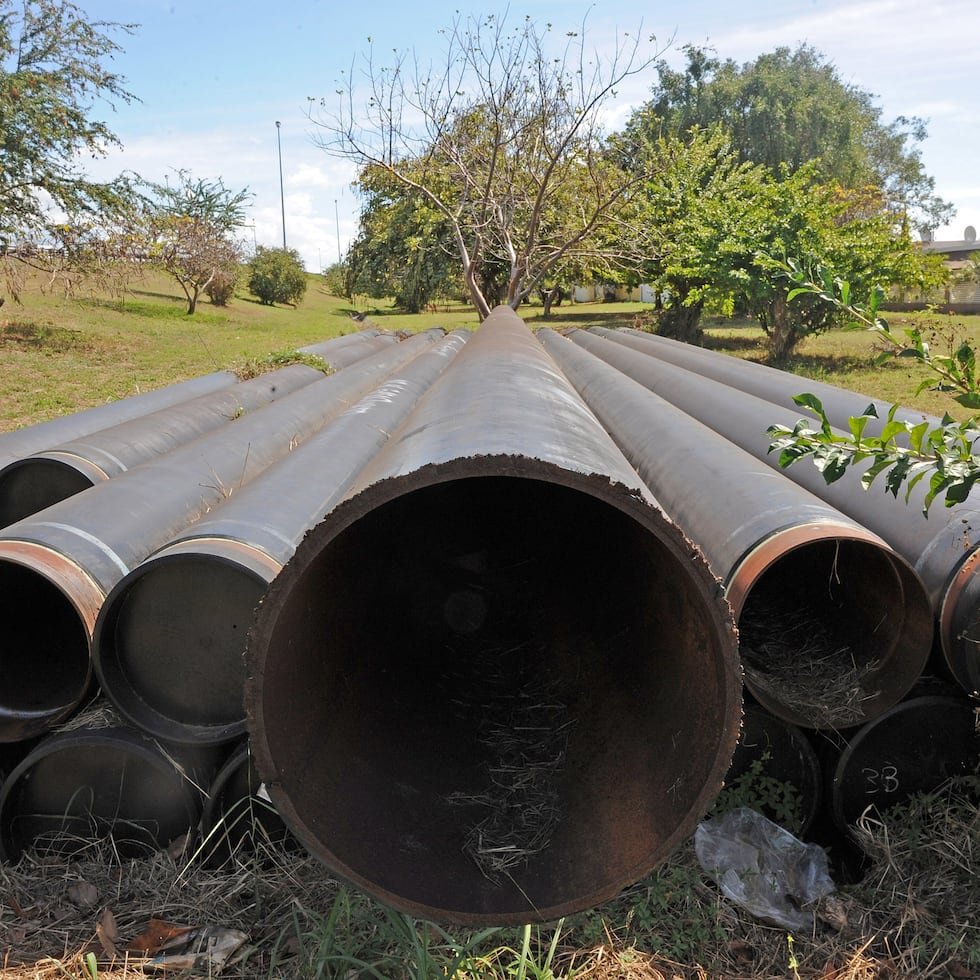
[0,540,103,741]
[938,547,980,698]
[732,525,933,729]
[93,539,281,745]
[246,459,743,925]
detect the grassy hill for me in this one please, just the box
[4,264,979,436]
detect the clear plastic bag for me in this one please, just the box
[694,806,835,930]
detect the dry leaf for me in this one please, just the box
[816,893,850,932]
[96,907,120,958]
[727,938,756,967]
[144,926,249,972]
[67,880,98,908]
[127,917,193,954]
[166,831,192,860]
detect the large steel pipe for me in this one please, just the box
[0,331,444,743]
[0,331,385,473]
[245,306,742,925]
[0,363,325,527]
[0,715,218,862]
[0,370,238,472]
[92,331,470,745]
[591,327,940,435]
[538,329,932,729]
[567,328,980,698]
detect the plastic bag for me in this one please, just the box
[694,806,835,930]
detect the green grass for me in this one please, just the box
[4,263,977,433]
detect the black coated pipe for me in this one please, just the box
[567,327,980,700]
[0,363,325,527]
[0,331,384,474]
[93,330,470,745]
[0,371,238,473]
[538,329,933,729]
[245,306,742,925]
[0,330,445,743]
[726,705,823,834]
[0,717,218,862]
[826,693,979,835]
[591,327,940,435]
[198,740,293,868]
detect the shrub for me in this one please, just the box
[205,262,241,306]
[247,246,308,306]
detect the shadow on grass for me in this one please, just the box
[523,308,653,327]
[0,320,86,352]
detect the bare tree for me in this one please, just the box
[310,12,663,319]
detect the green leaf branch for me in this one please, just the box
[768,258,980,512]
[767,394,980,514]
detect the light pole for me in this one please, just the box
[275,121,286,250]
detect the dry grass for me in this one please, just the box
[738,606,880,729]
[445,642,574,882]
[2,760,977,978]
[0,837,341,979]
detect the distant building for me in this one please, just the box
[899,225,980,309]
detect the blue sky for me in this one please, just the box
[79,0,979,271]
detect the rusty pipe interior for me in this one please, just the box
[247,470,742,925]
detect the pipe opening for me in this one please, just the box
[0,561,90,727]
[738,540,907,728]
[0,458,95,527]
[0,733,203,860]
[249,474,740,922]
[96,555,267,742]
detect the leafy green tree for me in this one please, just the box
[311,11,661,319]
[635,42,951,232]
[745,171,933,363]
[0,0,139,302]
[247,246,308,306]
[138,172,250,314]
[616,128,772,341]
[346,164,458,312]
[618,128,927,359]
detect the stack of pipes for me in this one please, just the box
[0,310,975,926]
[545,326,978,859]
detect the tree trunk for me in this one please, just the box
[657,298,705,342]
[763,293,798,365]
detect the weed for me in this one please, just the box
[233,349,331,380]
[567,842,728,970]
[297,886,501,980]
[711,751,804,834]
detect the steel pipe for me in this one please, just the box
[0,330,385,474]
[198,740,293,868]
[0,371,238,473]
[725,705,823,834]
[0,331,445,743]
[0,363,325,527]
[0,716,218,862]
[826,693,980,835]
[591,327,940,435]
[567,327,980,699]
[245,306,742,925]
[92,331,470,745]
[539,329,932,729]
